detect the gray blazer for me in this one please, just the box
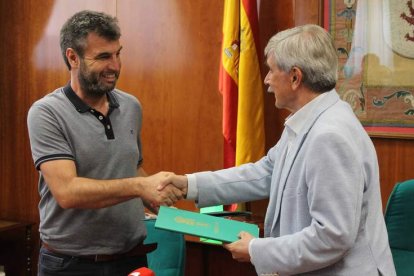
[193,90,396,275]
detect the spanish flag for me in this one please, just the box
[219,0,265,211]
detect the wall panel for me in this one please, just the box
[116,0,224,174]
[0,0,117,273]
[374,138,414,209]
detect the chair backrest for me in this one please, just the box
[143,218,186,276]
[384,179,414,276]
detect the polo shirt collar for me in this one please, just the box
[63,83,120,113]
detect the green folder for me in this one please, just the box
[155,206,259,243]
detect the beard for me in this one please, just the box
[78,61,120,98]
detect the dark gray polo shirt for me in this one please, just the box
[27,84,146,255]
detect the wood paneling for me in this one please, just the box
[0,220,34,276]
[115,1,225,211]
[117,0,224,173]
[0,0,118,217]
[185,241,257,276]
[373,138,414,209]
[0,0,119,273]
[294,0,322,26]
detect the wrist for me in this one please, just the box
[132,176,145,198]
[185,174,198,200]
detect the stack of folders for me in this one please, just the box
[155,206,259,243]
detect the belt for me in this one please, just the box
[42,242,157,262]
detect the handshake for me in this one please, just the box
[140,172,189,210]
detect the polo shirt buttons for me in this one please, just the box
[99,115,103,120]
[107,125,111,129]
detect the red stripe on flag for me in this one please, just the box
[323,0,331,31]
[241,0,261,60]
[219,66,238,168]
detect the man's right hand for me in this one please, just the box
[138,172,184,207]
[157,174,188,198]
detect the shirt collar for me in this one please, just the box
[285,92,329,137]
[63,83,120,113]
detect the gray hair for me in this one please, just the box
[264,24,338,93]
[60,10,121,70]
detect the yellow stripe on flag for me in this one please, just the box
[236,1,265,165]
[221,0,240,85]
[217,0,264,212]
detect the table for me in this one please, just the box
[185,237,257,276]
[0,220,34,276]
[184,213,264,276]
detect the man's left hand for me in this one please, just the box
[223,231,254,262]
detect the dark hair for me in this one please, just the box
[59,10,121,70]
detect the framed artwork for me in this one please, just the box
[324,0,414,138]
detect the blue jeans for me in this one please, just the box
[38,247,148,276]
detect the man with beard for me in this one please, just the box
[27,10,183,276]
